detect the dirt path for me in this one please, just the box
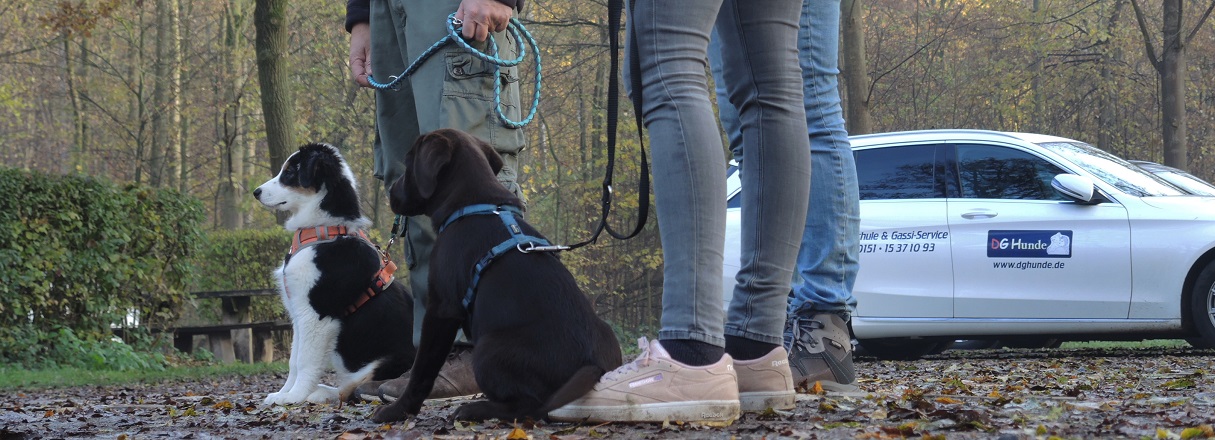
[3,346,1214,439]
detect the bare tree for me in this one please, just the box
[1130,0,1215,170]
[254,0,295,207]
[150,0,182,187]
[841,0,873,134]
[218,0,248,230]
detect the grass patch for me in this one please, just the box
[1060,339,1189,349]
[0,362,288,391]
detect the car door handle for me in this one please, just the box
[961,210,998,219]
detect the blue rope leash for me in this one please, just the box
[366,13,541,129]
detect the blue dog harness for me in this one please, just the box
[439,204,567,313]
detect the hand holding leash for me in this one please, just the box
[454,0,512,41]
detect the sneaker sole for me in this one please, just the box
[548,400,741,424]
[740,390,796,412]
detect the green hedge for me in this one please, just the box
[186,228,291,324]
[0,168,204,344]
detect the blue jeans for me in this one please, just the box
[628,0,810,347]
[709,0,860,319]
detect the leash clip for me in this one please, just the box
[517,242,569,253]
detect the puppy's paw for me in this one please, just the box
[265,389,312,406]
[306,385,339,404]
[370,400,413,423]
[263,392,284,406]
[452,401,509,421]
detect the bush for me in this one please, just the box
[0,168,203,366]
[0,325,168,371]
[191,229,291,292]
[186,228,291,324]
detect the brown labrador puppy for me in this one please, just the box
[372,128,623,423]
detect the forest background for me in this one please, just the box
[1,0,1214,334]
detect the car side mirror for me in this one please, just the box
[1052,174,1101,204]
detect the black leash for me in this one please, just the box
[563,0,650,250]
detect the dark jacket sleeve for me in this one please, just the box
[497,0,525,11]
[345,0,369,33]
[345,0,523,33]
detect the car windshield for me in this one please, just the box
[1036,142,1186,197]
[1155,172,1215,196]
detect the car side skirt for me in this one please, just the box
[852,317,1181,339]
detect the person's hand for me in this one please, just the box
[349,22,372,88]
[455,0,512,42]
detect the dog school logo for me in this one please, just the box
[987,230,1072,258]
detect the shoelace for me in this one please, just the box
[787,316,827,350]
[599,337,654,383]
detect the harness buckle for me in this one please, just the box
[517,242,569,253]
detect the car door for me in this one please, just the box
[947,142,1133,319]
[854,143,954,318]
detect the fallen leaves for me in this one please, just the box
[2,346,1213,439]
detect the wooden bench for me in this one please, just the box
[170,320,291,363]
[183,288,286,363]
[112,289,289,363]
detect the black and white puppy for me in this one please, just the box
[254,143,415,405]
[371,129,623,422]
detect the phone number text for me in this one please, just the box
[860,242,937,254]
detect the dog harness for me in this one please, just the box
[285,226,398,318]
[439,204,567,314]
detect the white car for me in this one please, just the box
[724,129,1215,360]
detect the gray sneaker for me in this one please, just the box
[783,312,859,392]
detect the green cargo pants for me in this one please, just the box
[369,0,527,346]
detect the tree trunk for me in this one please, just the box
[841,0,873,135]
[128,7,148,184]
[174,0,189,193]
[149,0,170,186]
[64,38,86,174]
[1030,0,1043,133]
[1160,0,1186,169]
[219,0,246,229]
[255,0,296,205]
[1097,1,1127,154]
[166,0,183,190]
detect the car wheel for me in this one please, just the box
[1001,337,1061,349]
[856,338,946,361]
[1187,261,1215,349]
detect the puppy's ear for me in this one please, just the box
[297,146,335,190]
[298,149,319,189]
[388,173,411,214]
[413,135,453,199]
[477,138,504,175]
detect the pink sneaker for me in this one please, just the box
[734,346,796,411]
[547,338,741,423]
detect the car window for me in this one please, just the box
[855,144,941,200]
[955,144,1067,200]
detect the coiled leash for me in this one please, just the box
[365,13,542,129]
[382,6,651,272]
